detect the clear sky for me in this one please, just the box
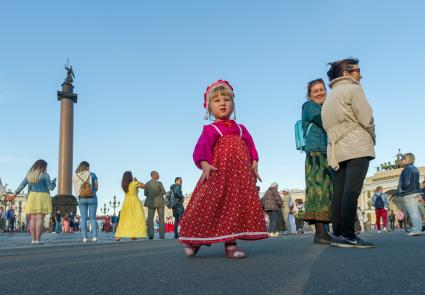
[1,1,424,211]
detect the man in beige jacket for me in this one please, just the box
[321,58,376,249]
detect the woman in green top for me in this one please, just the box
[302,79,333,244]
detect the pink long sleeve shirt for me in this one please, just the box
[193,120,259,169]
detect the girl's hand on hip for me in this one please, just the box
[200,161,218,183]
[252,161,262,182]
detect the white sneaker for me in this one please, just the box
[31,240,36,245]
[408,231,423,236]
[383,228,388,232]
[377,230,381,233]
[82,238,88,243]
[92,237,97,243]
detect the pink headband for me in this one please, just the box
[203,80,234,109]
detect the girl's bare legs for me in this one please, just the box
[29,214,37,242]
[35,214,45,241]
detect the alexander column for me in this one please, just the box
[52,65,78,215]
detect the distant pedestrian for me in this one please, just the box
[302,78,333,244]
[396,211,405,229]
[170,177,185,239]
[0,207,6,232]
[396,153,423,236]
[356,208,365,233]
[281,189,293,235]
[389,210,396,230]
[261,183,283,237]
[54,210,62,233]
[363,212,370,232]
[73,161,98,243]
[371,186,390,233]
[144,171,166,240]
[115,171,147,241]
[179,80,268,259]
[111,214,118,232]
[98,219,104,233]
[74,216,80,232]
[322,58,376,248]
[294,199,305,234]
[69,211,75,233]
[63,215,70,233]
[288,200,297,235]
[421,180,425,196]
[14,159,56,244]
[49,215,55,233]
[5,207,16,232]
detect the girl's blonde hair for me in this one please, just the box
[205,86,235,119]
[27,159,47,184]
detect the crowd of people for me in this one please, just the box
[1,57,424,258]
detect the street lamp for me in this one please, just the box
[100,203,109,215]
[109,195,120,216]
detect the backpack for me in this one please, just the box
[78,173,94,198]
[165,189,178,209]
[294,120,312,151]
[6,210,12,219]
[374,193,385,209]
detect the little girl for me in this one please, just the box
[178,80,268,258]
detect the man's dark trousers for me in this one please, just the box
[173,204,184,238]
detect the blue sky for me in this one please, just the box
[1,1,424,210]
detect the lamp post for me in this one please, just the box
[109,195,120,216]
[100,203,109,216]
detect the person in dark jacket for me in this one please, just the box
[389,210,396,231]
[170,177,185,239]
[396,153,423,236]
[302,78,333,244]
[261,183,283,237]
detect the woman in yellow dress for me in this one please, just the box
[115,171,147,240]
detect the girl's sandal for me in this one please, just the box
[115,237,121,241]
[184,244,202,257]
[225,244,246,259]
